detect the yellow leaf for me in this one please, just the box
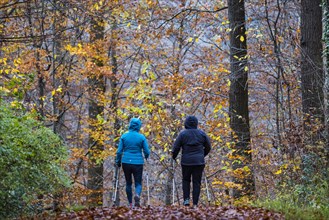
[244,66,248,72]
[195,38,199,43]
[240,35,245,42]
[150,71,156,80]
[0,86,10,93]
[94,3,99,10]
[274,169,282,175]
[141,62,148,74]
[212,180,223,185]
[97,114,105,124]
[227,79,231,87]
[214,104,222,113]
[243,166,250,172]
[56,86,62,93]
[10,101,19,107]
[123,11,129,19]
[127,22,131,27]
[51,90,56,96]
[1,58,7,65]
[188,37,193,42]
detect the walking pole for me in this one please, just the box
[172,177,175,205]
[204,170,211,205]
[172,159,175,205]
[145,159,150,207]
[111,166,117,203]
[146,172,150,207]
[112,165,120,206]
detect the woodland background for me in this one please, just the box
[0,0,328,219]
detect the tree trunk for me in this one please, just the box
[27,0,45,120]
[87,17,105,206]
[301,0,324,143]
[165,159,174,205]
[227,0,255,198]
[322,0,329,171]
[107,16,121,207]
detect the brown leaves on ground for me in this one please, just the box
[56,206,284,220]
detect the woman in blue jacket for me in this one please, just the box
[115,118,150,207]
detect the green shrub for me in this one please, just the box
[254,179,329,220]
[0,103,71,218]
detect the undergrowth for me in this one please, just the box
[254,172,329,219]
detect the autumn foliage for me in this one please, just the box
[0,0,329,219]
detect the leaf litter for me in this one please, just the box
[55,205,284,220]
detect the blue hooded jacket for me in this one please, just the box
[115,118,150,165]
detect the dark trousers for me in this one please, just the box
[122,163,143,204]
[182,164,205,205]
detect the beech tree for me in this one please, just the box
[300,0,324,142]
[228,0,255,197]
[87,15,106,205]
[324,0,329,163]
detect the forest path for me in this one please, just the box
[54,205,284,219]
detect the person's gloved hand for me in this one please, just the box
[115,161,121,168]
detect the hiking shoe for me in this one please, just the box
[183,199,190,206]
[134,195,140,207]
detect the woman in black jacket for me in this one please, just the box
[172,115,211,207]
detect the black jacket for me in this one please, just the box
[172,116,211,165]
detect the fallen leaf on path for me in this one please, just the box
[53,206,284,220]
